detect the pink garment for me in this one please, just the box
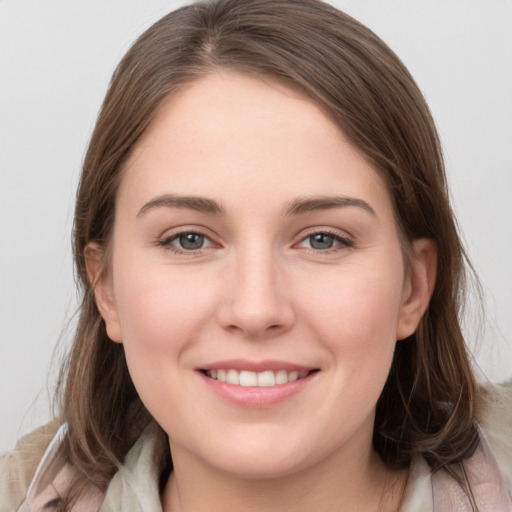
[431,430,512,511]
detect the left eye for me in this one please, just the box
[298,232,349,250]
[168,232,213,251]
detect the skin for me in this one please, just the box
[87,72,436,511]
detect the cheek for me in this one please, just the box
[305,267,404,344]
[303,267,404,419]
[110,262,221,419]
[111,256,219,370]
[298,260,404,395]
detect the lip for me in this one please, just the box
[198,359,314,372]
[196,359,319,408]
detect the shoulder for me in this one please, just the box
[0,419,61,511]
[480,380,512,491]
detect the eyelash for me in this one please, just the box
[156,229,354,255]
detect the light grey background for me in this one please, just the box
[1,0,511,453]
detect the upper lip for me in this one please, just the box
[197,359,316,372]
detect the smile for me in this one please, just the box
[205,369,312,387]
[198,360,319,407]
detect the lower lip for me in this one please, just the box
[198,371,316,408]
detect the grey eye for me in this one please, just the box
[177,233,206,250]
[308,233,335,250]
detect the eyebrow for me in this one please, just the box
[136,193,376,218]
[137,194,226,217]
[285,195,376,217]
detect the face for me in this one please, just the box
[91,72,433,479]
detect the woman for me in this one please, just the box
[2,0,511,510]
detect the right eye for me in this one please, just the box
[160,231,215,252]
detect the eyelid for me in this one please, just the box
[156,223,218,239]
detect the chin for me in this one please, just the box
[185,431,323,480]
[210,452,309,480]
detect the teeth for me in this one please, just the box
[239,370,258,386]
[205,368,310,386]
[288,370,298,382]
[226,369,239,385]
[275,370,288,385]
[257,370,275,387]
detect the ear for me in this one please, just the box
[84,242,123,343]
[396,238,437,340]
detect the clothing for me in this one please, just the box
[2,382,512,512]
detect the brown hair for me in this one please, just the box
[58,0,481,502]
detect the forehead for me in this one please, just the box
[119,71,393,219]
[128,71,347,165]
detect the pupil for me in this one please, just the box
[310,233,334,250]
[179,233,204,250]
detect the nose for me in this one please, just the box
[216,249,295,340]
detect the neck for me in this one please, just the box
[161,441,407,512]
